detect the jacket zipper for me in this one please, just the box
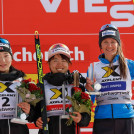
[125,104,129,109]
[111,104,114,118]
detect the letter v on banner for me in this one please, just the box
[34,31,49,134]
[40,0,61,12]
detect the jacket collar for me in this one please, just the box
[98,53,119,64]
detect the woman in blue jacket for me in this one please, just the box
[85,24,134,134]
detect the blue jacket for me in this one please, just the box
[89,54,134,119]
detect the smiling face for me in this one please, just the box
[101,38,118,62]
[49,54,70,74]
[0,52,12,73]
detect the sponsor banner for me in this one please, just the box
[47,104,72,111]
[0,0,134,74]
[1,0,134,34]
[0,34,100,73]
[0,0,134,67]
[0,34,133,73]
[100,81,126,92]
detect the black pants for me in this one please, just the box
[0,119,29,134]
[38,116,75,134]
[93,118,134,134]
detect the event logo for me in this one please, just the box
[102,30,116,37]
[40,0,134,27]
[0,82,14,93]
[102,65,120,78]
[50,88,67,99]
[0,43,10,48]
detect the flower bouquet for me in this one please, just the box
[16,79,43,106]
[11,79,43,124]
[66,87,92,126]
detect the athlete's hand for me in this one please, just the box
[18,102,30,114]
[36,117,50,129]
[85,77,94,91]
[70,112,82,123]
[36,117,43,129]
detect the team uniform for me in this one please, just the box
[30,72,90,134]
[0,66,29,134]
[90,54,134,134]
[28,43,91,134]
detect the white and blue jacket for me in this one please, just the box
[88,54,134,119]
